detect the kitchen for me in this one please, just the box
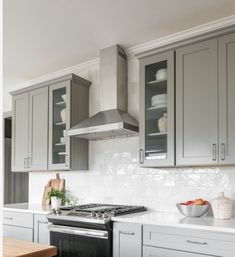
[2,1,235,257]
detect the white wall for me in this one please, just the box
[4,55,235,212]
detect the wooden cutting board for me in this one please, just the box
[49,173,65,190]
[3,237,57,257]
[42,173,65,205]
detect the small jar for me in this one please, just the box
[211,192,233,220]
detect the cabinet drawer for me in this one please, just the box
[3,224,33,242]
[143,245,213,257]
[143,225,235,257]
[3,211,33,228]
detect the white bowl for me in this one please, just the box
[61,94,66,102]
[60,109,66,123]
[155,68,167,81]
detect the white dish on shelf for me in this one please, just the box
[55,122,66,126]
[147,79,167,85]
[56,101,66,106]
[155,68,167,81]
[60,137,66,143]
[148,132,167,137]
[61,94,66,101]
[148,103,167,110]
[58,152,66,155]
[60,108,66,123]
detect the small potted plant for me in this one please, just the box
[48,188,66,208]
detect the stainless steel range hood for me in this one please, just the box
[67,45,139,140]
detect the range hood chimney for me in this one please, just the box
[67,45,139,140]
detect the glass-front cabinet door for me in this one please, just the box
[49,80,71,170]
[139,51,175,167]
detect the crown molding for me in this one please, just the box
[9,58,99,90]
[126,15,235,56]
[7,15,235,89]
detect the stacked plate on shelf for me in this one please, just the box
[151,94,167,108]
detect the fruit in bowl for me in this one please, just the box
[176,198,210,217]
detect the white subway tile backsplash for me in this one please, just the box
[29,136,235,212]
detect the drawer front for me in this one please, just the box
[143,245,212,257]
[3,211,33,228]
[143,225,235,257]
[3,224,33,242]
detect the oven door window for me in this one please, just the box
[50,231,111,257]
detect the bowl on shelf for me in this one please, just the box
[60,108,66,123]
[61,94,66,102]
[176,203,210,218]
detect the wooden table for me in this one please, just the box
[3,237,57,257]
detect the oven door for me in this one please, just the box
[49,224,111,257]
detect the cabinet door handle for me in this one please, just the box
[139,149,144,164]
[221,143,225,161]
[28,157,31,168]
[187,240,208,245]
[38,221,49,225]
[4,217,14,220]
[212,144,217,161]
[24,158,27,169]
[120,231,135,236]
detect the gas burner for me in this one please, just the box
[47,203,146,225]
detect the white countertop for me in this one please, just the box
[3,203,51,214]
[111,211,235,234]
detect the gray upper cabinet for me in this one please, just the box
[48,76,90,170]
[139,51,175,167]
[28,87,48,170]
[176,39,218,166]
[12,93,29,171]
[12,88,48,171]
[218,32,235,164]
[11,74,91,172]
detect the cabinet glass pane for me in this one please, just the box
[52,87,67,164]
[145,60,168,160]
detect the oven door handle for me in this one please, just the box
[48,225,108,239]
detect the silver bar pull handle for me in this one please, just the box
[4,217,14,220]
[120,231,135,236]
[48,225,108,240]
[139,149,144,164]
[212,144,217,161]
[28,157,31,168]
[221,143,225,161]
[187,240,208,245]
[24,158,27,169]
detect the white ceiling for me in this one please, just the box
[3,0,235,88]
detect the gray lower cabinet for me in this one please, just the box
[12,87,48,171]
[34,214,50,245]
[113,222,142,257]
[139,51,175,167]
[176,38,218,166]
[3,211,34,242]
[143,225,235,257]
[3,224,33,241]
[143,246,212,257]
[12,92,29,171]
[218,32,235,164]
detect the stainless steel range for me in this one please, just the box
[47,203,146,257]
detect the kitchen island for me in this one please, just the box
[3,237,57,257]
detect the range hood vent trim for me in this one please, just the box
[67,45,139,140]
